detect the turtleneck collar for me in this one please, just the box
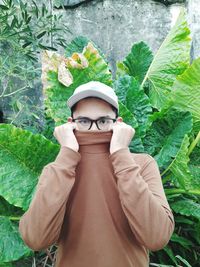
[74,129,113,154]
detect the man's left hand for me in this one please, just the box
[110,121,135,154]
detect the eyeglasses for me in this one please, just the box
[72,116,117,130]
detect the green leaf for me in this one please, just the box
[0,123,59,210]
[169,58,200,133]
[143,109,193,169]
[116,61,130,78]
[0,217,33,262]
[22,41,32,48]
[188,165,200,189]
[0,196,23,218]
[162,246,178,265]
[39,44,57,51]
[42,3,47,16]
[114,75,152,138]
[32,1,39,18]
[25,15,31,24]
[171,199,200,220]
[190,142,200,166]
[118,101,138,129]
[36,31,46,39]
[170,233,193,250]
[0,5,9,10]
[174,216,194,225]
[19,0,26,11]
[65,36,107,62]
[149,264,174,267]
[43,42,112,125]
[142,8,191,110]
[65,36,91,57]
[122,41,153,84]
[118,101,144,153]
[10,16,17,28]
[169,135,194,190]
[175,255,192,267]
[154,110,192,168]
[193,220,200,244]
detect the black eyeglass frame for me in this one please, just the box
[72,117,117,130]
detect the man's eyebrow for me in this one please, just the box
[75,115,112,119]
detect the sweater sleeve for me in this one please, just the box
[18,146,81,251]
[109,147,175,252]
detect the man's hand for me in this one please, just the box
[110,121,135,154]
[53,122,79,152]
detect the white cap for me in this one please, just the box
[66,81,119,112]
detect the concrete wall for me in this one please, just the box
[186,0,200,60]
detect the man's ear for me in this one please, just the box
[67,117,73,122]
[116,117,123,122]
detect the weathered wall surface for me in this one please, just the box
[54,0,200,76]
[186,0,200,60]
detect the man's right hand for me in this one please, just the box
[53,121,79,152]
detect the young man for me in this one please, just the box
[19,81,175,267]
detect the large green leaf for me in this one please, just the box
[0,196,23,218]
[151,58,200,135]
[141,8,191,110]
[154,111,192,169]
[0,217,33,263]
[168,135,194,190]
[189,165,200,189]
[0,124,59,210]
[170,233,193,250]
[118,101,144,153]
[43,41,112,126]
[117,41,153,84]
[190,144,200,166]
[169,58,200,133]
[118,101,138,129]
[171,199,200,220]
[143,109,193,169]
[114,75,152,138]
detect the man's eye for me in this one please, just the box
[78,119,90,124]
[98,118,109,124]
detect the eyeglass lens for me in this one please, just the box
[76,118,114,130]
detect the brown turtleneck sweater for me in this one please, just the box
[19,129,175,267]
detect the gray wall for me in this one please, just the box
[187,0,200,60]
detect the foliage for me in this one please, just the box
[0,0,71,133]
[0,7,200,267]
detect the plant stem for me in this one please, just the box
[0,215,21,221]
[161,168,170,177]
[187,131,200,156]
[165,188,200,196]
[1,86,28,98]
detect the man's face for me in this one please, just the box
[68,97,122,131]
